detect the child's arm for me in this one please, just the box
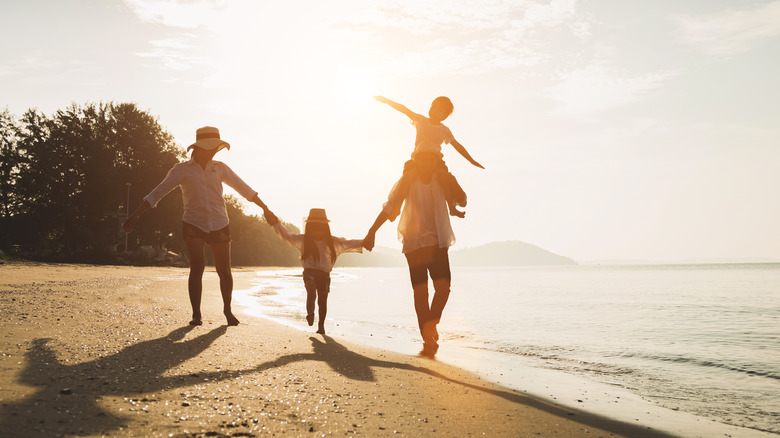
[333,236,365,255]
[258,204,302,251]
[451,139,485,169]
[268,217,304,252]
[374,96,417,119]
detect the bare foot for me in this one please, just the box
[306,314,315,326]
[190,313,203,326]
[422,320,438,343]
[316,326,325,335]
[449,207,466,218]
[420,342,439,357]
[225,312,240,326]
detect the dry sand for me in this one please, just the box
[0,262,674,437]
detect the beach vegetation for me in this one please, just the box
[0,103,300,267]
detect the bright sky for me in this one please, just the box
[2,0,779,262]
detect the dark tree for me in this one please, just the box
[0,109,23,220]
[224,195,300,267]
[1,102,299,267]
[7,103,183,258]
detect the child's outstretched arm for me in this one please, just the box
[451,139,485,169]
[262,207,303,251]
[374,96,417,119]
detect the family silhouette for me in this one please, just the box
[123,96,484,353]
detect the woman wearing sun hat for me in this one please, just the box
[124,126,273,326]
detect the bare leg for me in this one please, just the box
[412,282,436,343]
[209,240,238,326]
[184,237,206,325]
[428,247,452,343]
[303,276,316,326]
[430,277,451,341]
[316,289,328,334]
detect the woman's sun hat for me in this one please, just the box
[305,208,330,224]
[187,126,230,151]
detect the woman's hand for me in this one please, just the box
[123,216,138,233]
[263,208,279,226]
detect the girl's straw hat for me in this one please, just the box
[305,208,330,224]
[187,126,230,151]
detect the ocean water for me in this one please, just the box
[235,264,780,436]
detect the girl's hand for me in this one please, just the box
[472,160,485,169]
[374,96,389,104]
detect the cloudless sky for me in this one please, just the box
[2,0,779,262]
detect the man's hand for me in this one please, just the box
[363,232,376,251]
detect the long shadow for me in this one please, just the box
[1,325,227,437]
[1,330,672,438]
[197,336,674,438]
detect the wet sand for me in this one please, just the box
[0,262,674,437]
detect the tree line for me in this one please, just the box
[0,102,299,266]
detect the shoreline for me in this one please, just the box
[0,262,730,437]
[232,267,777,438]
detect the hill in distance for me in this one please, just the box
[449,241,576,266]
[336,240,576,267]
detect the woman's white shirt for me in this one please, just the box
[144,159,257,232]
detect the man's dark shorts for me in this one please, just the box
[182,222,231,244]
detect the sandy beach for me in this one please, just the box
[0,262,674,437]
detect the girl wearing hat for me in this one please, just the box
[263,207,366,334]
[124,126,271,327]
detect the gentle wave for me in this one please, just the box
[620,353,780,381]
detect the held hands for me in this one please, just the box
[123,216,138,233]
[253,196,278,226]
[263,208,279,227]
[362,232,376,252]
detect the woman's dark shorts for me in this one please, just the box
[182,222,231,244]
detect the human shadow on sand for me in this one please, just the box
[0,325,226,436]
[195,335,673,438]
[1,329,671,438]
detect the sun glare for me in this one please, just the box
[340,76,375,105]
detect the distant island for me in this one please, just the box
[336,240,577,267]
[449,241,577,266]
